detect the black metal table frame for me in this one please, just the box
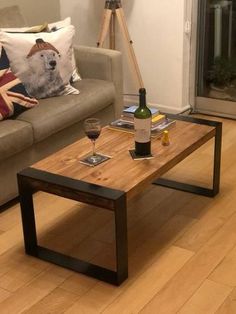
[17,115,222,286]
[153,114,222,197]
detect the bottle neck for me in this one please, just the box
[139,88,147,108]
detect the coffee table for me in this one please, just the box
[17,114,222,285]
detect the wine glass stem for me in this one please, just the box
[92,140,96,156]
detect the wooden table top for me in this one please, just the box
[32,120,215,199]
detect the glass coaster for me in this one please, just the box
[79,153,111,167]
[129,150,154,160]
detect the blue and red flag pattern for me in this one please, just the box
[0,47,38,120]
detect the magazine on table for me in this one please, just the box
[109,118,176,137]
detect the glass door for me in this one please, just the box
[196,0,236,118]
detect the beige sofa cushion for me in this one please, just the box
[16,78,115,143]
[0,119,33,162]
[0,6,26,28]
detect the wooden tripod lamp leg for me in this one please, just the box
[109,11,116,49]
[115,7,144,89]
[97,9,112,47]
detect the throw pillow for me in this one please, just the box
[0,17,81,82]
[0,25,79,99]
[48,17,71,31]
[0,46,38,120]
[48,18,81,82]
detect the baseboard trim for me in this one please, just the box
[0,197,19,213]
[195,97,236,119]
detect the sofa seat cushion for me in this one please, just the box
[0,119,33,162]
[16,78,115,143]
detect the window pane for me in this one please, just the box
[198,0,236,102]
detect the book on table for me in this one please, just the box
[122,104,165,125]
[123,105,159,118]
[121,113,166,126]
[115,104,175,137]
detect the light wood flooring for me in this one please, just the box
[0,114,236,313]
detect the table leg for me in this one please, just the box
[114,196,128,285]
[17,168,128,285]
[153,116,222,197]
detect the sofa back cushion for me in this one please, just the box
[0,6,26,28]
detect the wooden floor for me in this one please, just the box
[0,114,236,313]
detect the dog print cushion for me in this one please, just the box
[0,46,38,120]
[0,25,79,99]
[0,17,81,83]
[48,18,81,82]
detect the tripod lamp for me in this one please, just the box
[97,0,144,89]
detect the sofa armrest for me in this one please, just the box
[73,45,123,119]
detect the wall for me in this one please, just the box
[60,0,192,113]
[0,0,60,25]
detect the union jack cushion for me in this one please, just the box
[0,47,38,121]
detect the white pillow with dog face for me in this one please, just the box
[0,25,79,99]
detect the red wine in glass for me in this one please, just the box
[84,118,102,163]
[85,130,101,141]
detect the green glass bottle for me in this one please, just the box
[134,88,152,156]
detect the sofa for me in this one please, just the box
[0,6,123,207]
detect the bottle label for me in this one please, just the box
[134,117,151,143]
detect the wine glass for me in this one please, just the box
[84,118,102,163]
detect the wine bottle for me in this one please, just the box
[134,88,152,156]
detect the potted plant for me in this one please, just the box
[208,56,236,91]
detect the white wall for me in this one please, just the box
[60,0,192,113]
